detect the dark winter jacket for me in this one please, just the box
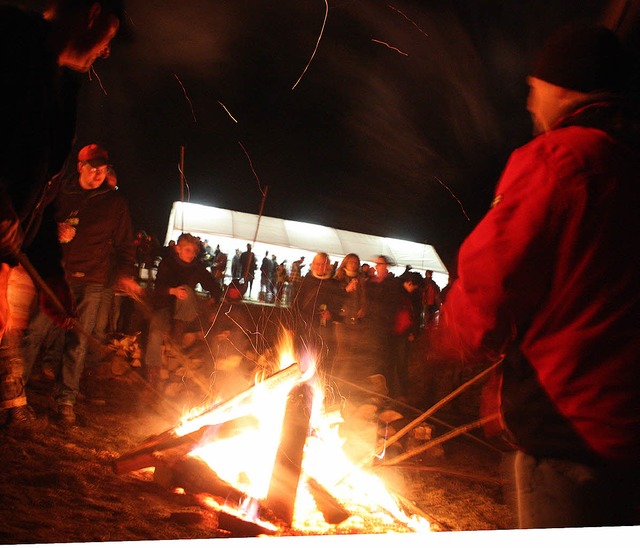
[295,273,341,328]
[56,178,136,286]
[153,248,222,309]
[441,98,640,467]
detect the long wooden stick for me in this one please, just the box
[378,413,500,467]
[372,357,503,460]
[332,358,503,488]
[328,373,501,453]
[17,252,98,348]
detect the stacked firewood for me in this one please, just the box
[106,332,143,376]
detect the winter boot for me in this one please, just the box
[7,405,49,433]
[57,403,76,424]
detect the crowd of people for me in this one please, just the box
[288,252,440,401]
[127,234,443,404]
[1,0,638,532]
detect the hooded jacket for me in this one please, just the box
[56,177,136,286]
[441,98,640,467]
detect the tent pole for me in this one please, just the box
[179,145,185,203]
[252,186,268,247]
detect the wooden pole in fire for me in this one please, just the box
[377,413,501,467]
[266,382,313,526]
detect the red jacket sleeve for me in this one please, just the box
[441,138,566,360]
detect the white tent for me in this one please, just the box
[165,201,449,285]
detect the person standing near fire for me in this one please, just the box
[421,270,441,329]
[0,0,124,432]
[23,144,140,425]
[331,253,368,383]
[293,252,341,375]
[440,24,640,528]
[259,250,274,301]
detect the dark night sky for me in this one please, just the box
[14,0,630,268]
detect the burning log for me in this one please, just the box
[217,509,278,538]
[112,363,302,475]
[154,455,281,532]
[113,416,257,475]
[266,382,313,526]
[196,362,302,422]
[306,477,350,525]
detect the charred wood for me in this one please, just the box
[266,382,313,526]
[113,416,257,475]
[154,455,281,528]
[306,477,350,525]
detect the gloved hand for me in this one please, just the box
[39,276,77,329]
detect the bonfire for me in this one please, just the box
[114,331,434,536]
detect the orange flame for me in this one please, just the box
[173,330,430,534]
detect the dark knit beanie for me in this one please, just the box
[531,24,627,92]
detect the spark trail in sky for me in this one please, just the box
[89,66,107,95]
[371,38,409,56]
[388,4,430,39]
[238,141,266,197]
[174,74,197,123]
[218,100,238,123]
[292,0,329,90]
[434,176,470,221]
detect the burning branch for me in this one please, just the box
[112,416,257,475]
[112,363,303,475]
[306,477,350,525]
[154,455,281,532]
[329,373,500,453]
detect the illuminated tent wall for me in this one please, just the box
[165,202,449,286]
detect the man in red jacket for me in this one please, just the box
[441,25,640,528]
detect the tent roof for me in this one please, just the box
[166,201,448,275]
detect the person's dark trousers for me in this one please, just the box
[55,280,104,406]
[86,285,115,368]
[387,334,410,398]
[94,286,114,340]
[22,309,63,383]
[514,450,640,528]
[144,306,172,387]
